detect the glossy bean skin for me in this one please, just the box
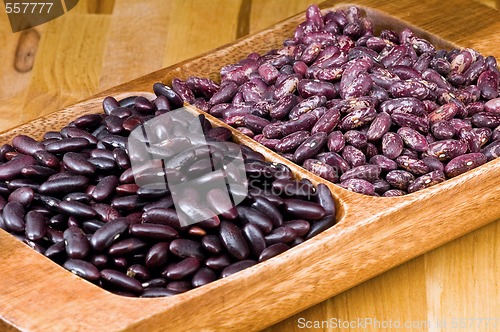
[444,153,488,178]
[221,260,257,278]
[2,202,25,233]
[293,132,328,164]
[407,171,446,193]
[169,239,205,260]
[367,112,392,141]
[63,226,90,259]
[397,127,429,152]
[258,243,290,262]
[91,218,130,251]
[303,159,339,183]
[219,221,250,260]
[0,155,36,181]
[25,211,47,241]
[162,257,200,280]
[382,132,404,159]
[63,259,100,282]
[101,269,143,294]
[340,178,375,195]
[427,139,468,161]
[282,199,326,221]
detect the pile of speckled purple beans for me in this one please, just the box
[172,5,500,196]
[0,92,336,297]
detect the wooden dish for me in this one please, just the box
[1,0,499,331]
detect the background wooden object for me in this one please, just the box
[0,0,499,331]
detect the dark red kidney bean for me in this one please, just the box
[481,140,500,161]
[63,226,90,259]
[116,184,139,195]
[192,268,217,288]
[205,254,232,271]
[92,203,121,223]
[60,127,99,145]
[241,222,266,258]
[45,137,89,154]
[129,223,178,241]
[24,210,46,241]
[153,82,183,108]
[386,170,415,190]
[305,215,336,239]
[162,257,200,280]
[108,238,148,256]
[82,220,105,234]
[58,201,96,219]
[471,112,500,128]
[102,96,120,115]
[271,178,314,198]
[340,178,375,195]
[142,278,167,289]
[407,170,446,193]
[314,183,335,216]
[339,107,377,130]
[282,198,325,221]
[73,114,102,129]
[2,202,25,232]
[112,148,130,170]
[258,243,290,262]
[111,256,129,270]
[264,226,296,245]
[63,259,100,282]
[111,195,147,212]
[366,112,392,141]
[236,206,273,234]
[0,144,14,162]
[275,131,310,153]
[142,208,181,229]
[327,131,345,153]
[0,155,36,181]
[127,264,150,281]
[140,288,178,298]
[302,159,339,183]
[136,187,169,200]
[6,179,39,192]
[251,196,283,227]
[87,157,116,171]
[44,241,66,260]
[283,220,310,237]
[369,155,398,172]
[33,150,60,168]
[101,269,143,294]
[90,175,119,202]
[340,164,381,183]
[219,220,250,260]
[169,239,204,260]
[38,175,89,196]
[91,218,130,251]
[143,242,169,269]
[445,153,488,178]
[11,135,44,156]
[421,156,445,172]
[382,132,404,159]
[427,139,467,161]
[62,152,96,175]
[397,127,428,152]
[44,227,64,244]
[21,165,57,180]
[221,260,257,278]
[396,155,430,175]
[165,280,192,293]
[201,235,223,254]
[8,187,34,207]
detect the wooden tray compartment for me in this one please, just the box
[1,0,500,331]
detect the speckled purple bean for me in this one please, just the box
[445,153,488,177]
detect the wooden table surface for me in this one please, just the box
[0,0,499,331]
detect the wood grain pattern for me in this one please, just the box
[0,0,499,331]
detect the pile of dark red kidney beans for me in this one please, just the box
[175,5,500,197]
[1,4,499,298]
